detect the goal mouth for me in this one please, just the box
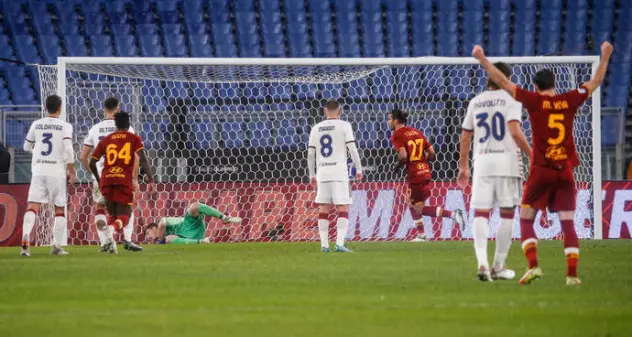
[33,56,602,246]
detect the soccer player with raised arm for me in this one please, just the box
[89,112,155,254]
[144,202,242,244]
[307,99,363,252]
[473,41,613,285]
[457,62,532,282]
[21,95,75,256]
[389,109,465,241]
[80,97,143,252]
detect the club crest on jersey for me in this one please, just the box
[545,145,568,161]
[109,166,123,174]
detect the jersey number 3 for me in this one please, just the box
[106,142,132,165]
[475,112,505,143]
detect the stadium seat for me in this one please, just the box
[248,121,273,148]
[212,23,236,46]
[5,120,27,148]
[186,22,207,35]
[31,12,56,36]
[274,119,300,150]
[136,24,158,35]
[14,35,42,63]
[164,34,187,57]
[512,31,535,56]
[338,34,360,57]
[139,35,164,57]
[114,35,139,56]
[189,34,213,57]
[221,122,246,148]
[64,35,88,56]
[215,43,238,57]
[263,43,286,57]
[89,34,114,56]
[162,24,183,35]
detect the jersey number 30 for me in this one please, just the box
[475,112,505,143]
[106,142,132,165]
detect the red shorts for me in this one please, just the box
[101,185,134,206]
[522,165,576,212]
[408,182,431,206]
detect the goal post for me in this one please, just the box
[35,55,602,246]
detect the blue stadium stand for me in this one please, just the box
[191,121,217,150]
[139,34,164,57]
[89,35,113,56]
[114,35,139,56]
[221,122,246,149]
[189,34,213,57]
[164,34,187,57]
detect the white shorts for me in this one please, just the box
[471,176,522,209]
[315,181,352,205]
[92,181,105,205]
[27,175,67,207]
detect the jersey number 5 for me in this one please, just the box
[407,139,424,161]
[106,142,132,165]
[547,114,565,145]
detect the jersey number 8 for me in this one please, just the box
[106,142,132,165]
[320,135,333,158]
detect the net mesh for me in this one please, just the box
[35,59,596,246]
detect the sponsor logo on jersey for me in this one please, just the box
[109,166,123,174]
[545,145,568,161]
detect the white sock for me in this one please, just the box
[106,225,115,241]
[493,217,514,270]
[123,212,134,242]
[473,216,489,268]
[414,219,424,236]
[22,211,36,242]
[336,217,349,247]
[95,214,108,245]
[318,219,329,248]
[53,216,66,247]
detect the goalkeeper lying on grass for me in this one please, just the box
[144,202,241,244]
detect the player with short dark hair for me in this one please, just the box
[473,41,613,285]
[89,112,155,254]
[80,97,143,251]
[144,202,242,244]
[388,109,464,242]
[21,95,74,256]
[458,62,532,281]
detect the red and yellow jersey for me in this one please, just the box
[391,126,432,184]
[514,85,591,168]
[91,130,144,189]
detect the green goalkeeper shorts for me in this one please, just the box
[163,214,206,240]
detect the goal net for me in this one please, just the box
[35,57,601,246]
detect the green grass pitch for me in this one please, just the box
[1,241,631,337]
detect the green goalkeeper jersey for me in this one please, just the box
[163,214,206,240]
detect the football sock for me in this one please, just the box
[22,209,37,242]
[493,211,515,270]
[473,210,489,269]
[198,203,224,219]
[170,238,200,244]
[520,216,538,268]
[123,212,134,242]
[410,208,425,235]
[421,206,452,219]
[336,212,349,247]
[53,210,66,248]
[561,219,579,277]
[318,213,329,248]
[94,210,108,246]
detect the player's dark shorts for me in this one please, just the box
[521,165,575,212]
[101,185,134,206]
[408,182,431,206]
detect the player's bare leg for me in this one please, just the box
[318,204,331,252]
[491,208,516,280]
[334,205,351,252]
[559,210,581,286]
[20,202,41,257]
[518,206,542,284]
[51,205,69,256]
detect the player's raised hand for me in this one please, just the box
[355,172,363,182]
[601,41,613,58]
[457,169,470,190]
[472,45,485,60]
